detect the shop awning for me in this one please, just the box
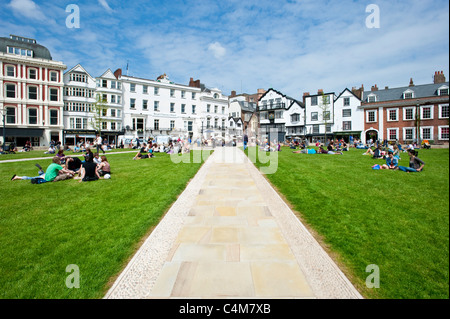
[0,128,44,137]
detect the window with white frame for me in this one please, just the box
[403,91,414,99]
[6,107,16,124]
[192,92,196,99]
[343,121,351,130]
[404,128,414,140]
[207,104,211,113]
[143,85,148,94]
[49,88,58,101]
[421,106,432,119]
[28,86,38,100]
[143,100,148,110]
[291,114,300,122]
[6,65,16,77]
[111,109,116,117]
[111,81,116,89]
[275,110,283,119]
[367,94,377,103]
[311,96,318,106]
[170,120,175,130]
[170,89,175,97]
[343,97,350,106]
[154,101,159,111]
[181,104,186,113]
[50,109,58,125]
[313,124,320,134]
[192,105,196,114]
[311,112,318,121]
[50,71,58,82]
[28,68,37,79]
[323,111,330,120]
[326,124,332,132]
[421,127,432,140]
[28,108,38,125]
[388,128,398,140]
[439,126,449,140]
[5,84,16,98]
[181,91,186,98]
[261,112,268,120]
[388,108,398,121]
[130,98,136,109]
[111,122,116,130]
[439,104,449,118]
[102,122,107,130]
[130,83,136,92]
[342,109,351,117]
[170,103,175,112]
[102,79,107,88]
[154,87,159,95]
[75,118,82,129]
[438,87,449,96]
[366,110,377,122]
[404,107,415,121]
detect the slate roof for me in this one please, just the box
[0,36,52,60]
[363,82,449,103]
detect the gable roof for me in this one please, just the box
[98,68,117,79]
[65,63,94,77]
[334,88,361,101]
[258,88,302,105]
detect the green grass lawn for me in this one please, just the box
[0,150,210,299]
[244,146,449,299]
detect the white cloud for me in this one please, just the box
[208,42,226,59]
[98,0,113,13]
[8,0,47,21]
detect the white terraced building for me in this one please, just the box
[119,72,228,143]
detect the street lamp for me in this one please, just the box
[0,108,6,150]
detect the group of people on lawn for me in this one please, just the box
[133,141,190,160]
[11,147,111,184]
[288,137,425,173]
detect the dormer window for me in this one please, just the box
[367,94,377,103]
[438,86,449,96]
[403,90,414,99]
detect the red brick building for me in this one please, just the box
[360,71,449,145]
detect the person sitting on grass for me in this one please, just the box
[76,154,100,182]
[397,149,425,173]
[381,150,398,170]
[56,149,66,164]
[93,153,102,164]
[83,147,94,163]
[326,144,343,155]
[96,155,111,177]
[65,156,82,175]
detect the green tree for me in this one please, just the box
[91,94,109,151]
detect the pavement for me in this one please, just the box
[104,147,362,299]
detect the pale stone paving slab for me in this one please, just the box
[105,147,362,299]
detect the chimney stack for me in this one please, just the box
[114,68,122,79]
[303,92,310,97]
[409,78,414,87]
[434,71,446,84]
[371,84,378,91]
[318,89,324,95]
[230,90,236,97]
[189,77,201,88]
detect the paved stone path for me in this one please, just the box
[105,147,362,299]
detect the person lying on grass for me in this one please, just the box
[11,157,75,183]
[381,150,398,170]
[397,149,425,173]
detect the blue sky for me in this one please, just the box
[1,0,449,98]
